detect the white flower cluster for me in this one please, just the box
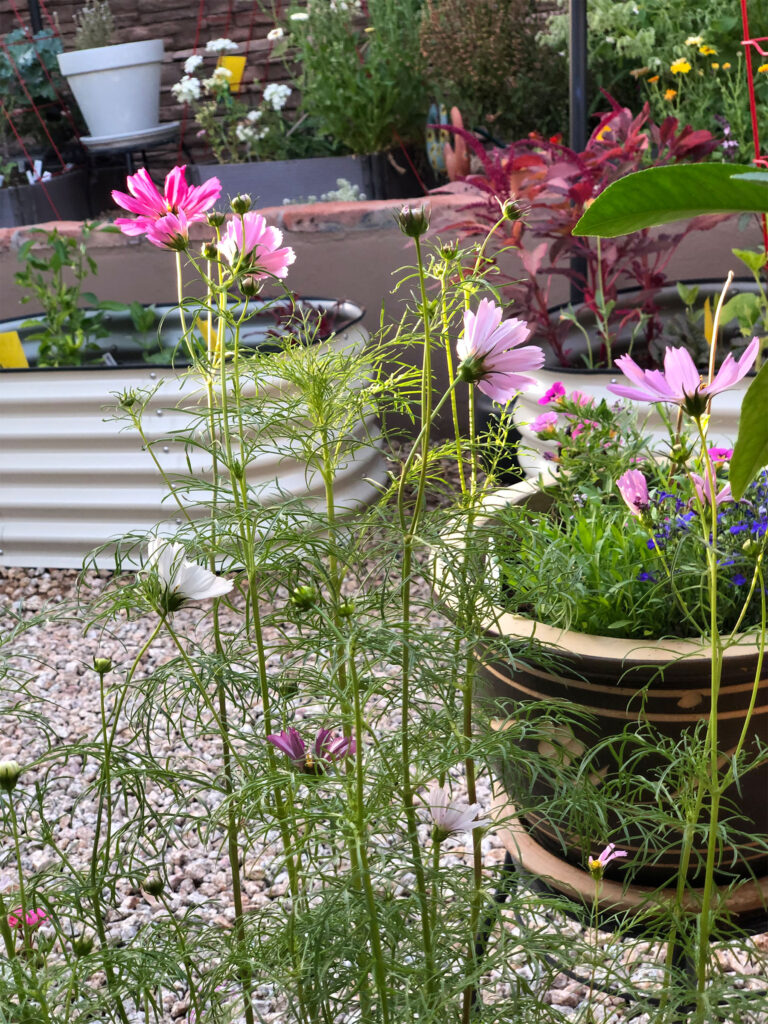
[330,0,362,10]
[236,123,268,144]
[202,66,233,92]
[246,109,263,123]
[282,178,366,205]
[205,37,239,54]
[172,75,202,104]
[263,82,291,111]
[289,11,309,21]
[183,54,203,74]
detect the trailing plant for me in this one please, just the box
[72,0,115,50]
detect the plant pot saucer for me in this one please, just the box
[80,122,180,150]
[492,787,768,926]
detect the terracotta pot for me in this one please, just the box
[437,482,768,890]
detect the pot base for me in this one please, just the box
[492,789,768,925]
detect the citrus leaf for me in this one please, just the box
[730,359,768,500]
[575,164,768,238]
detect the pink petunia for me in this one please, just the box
[530,411,559,435]
[607,340,759,417]
[456,298,545,404]
[113,165,221,245]
[217,211,295,280]
[707,447,734,465]
[538,381,566,406]
[616,469,650,517]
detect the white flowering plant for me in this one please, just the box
[172,38,335,164]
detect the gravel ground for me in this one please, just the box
[2,549,768,1022]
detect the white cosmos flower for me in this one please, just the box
[145,538,233,611]
[426,785,490,842]
[267,27,284,40]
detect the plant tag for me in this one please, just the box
[0,331,28,369]
[217,55,246,93]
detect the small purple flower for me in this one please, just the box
[637,571,657,582]
[587,843,627,880]
[267,727,355,774]
[731,573,748,586]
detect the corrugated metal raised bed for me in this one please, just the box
[0,299,385,569]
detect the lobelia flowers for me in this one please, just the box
[267,727,355,774]
[144,538,234,613]
[425,785,490,842]
[217,211,296,280]
[112,166,222,250]
[607,339,759,417]
[456,298,546,404]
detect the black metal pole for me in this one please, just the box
[569,0,588,305]
[27,0,43,34]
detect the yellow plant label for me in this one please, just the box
[217,55,246,93]
[0,331,28,368]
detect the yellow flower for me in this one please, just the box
[595,124,613,142]
[648,74,660,84]
[685,35,704,46]
[711,62,720,70]
[759,64,768,73]
[670,58,692,74]
[723,62,732,69]
[664,88,677,100]
[699,45,717,56]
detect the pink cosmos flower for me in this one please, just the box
[144,211,191,252]
[456,298,545,404]
[425,785,490,842]
[267,727,355,773]
[112,165,221,247]
[616,469,650,517]
[217,211,296,279]
[530,411,558,435]
[690,473,733,508]
[538,381,566,406]
[8,907,47,928]
[587,843,627,879]
[608,339,759,416]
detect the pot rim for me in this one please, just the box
[436,480,765,664]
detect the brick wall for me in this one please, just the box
[1,0,301,164]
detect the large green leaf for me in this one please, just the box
[574,164,768,238]
[730,360,768,500]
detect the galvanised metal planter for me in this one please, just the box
[0,299,385,569]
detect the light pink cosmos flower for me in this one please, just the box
[217,211,296,279]
[690,473,732,508]
[530,411,558,435]
[426,785,490,842]
[267,727,355,774]
[456,298,545,404]
[587,843,627,879]
[616,469,650,517]
[608,339,759,416]
[112,165,221,247]
[538,381,565,406]
[8,907,47,928]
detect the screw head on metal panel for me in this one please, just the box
[156,410,163,416]
[150,372,157,379]
[163,446,169,453]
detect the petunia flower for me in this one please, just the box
[530,411,558,435]
[707,446,734,465]
[607,339,759,417]
[456,298,545,404]
[144,538,233,613]
[113,165,221,242]
[538,381,565,406]
[267,727,355,773]
[217,211,296,280]
[587,842,627,880]
[616,469,650,517]
[690,473,732,508]
[425,785,490,842]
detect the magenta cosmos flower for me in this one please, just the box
[112,165,221,249]
[217,211,295,280]
[587,842,627,880]
[456,298,545,404]
[8,907,47,928]
[608,339,759,417]
[267,727,355,774]
[616,469,650,517]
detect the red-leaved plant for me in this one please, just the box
[441,95,723,367]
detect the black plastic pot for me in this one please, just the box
[0,169,90,228]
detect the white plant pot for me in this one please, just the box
[0,301,386,569]
[58,39,164,137]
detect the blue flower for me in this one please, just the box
[731,573,748,587]
[637,571,657,582]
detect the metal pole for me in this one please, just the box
[569,0,588,304]
[27,0,43,34]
